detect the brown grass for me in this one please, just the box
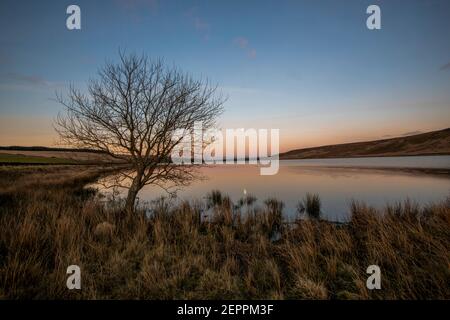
[0,166,448,299]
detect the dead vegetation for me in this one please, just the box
[0,166,448,299]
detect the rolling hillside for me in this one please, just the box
[0,147,118,164]
[280,128,450,159]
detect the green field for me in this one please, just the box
[0,153,76,164]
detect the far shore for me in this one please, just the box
[0,161,449,178]
[283,165,450,177]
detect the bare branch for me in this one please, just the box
[55,52,225,213]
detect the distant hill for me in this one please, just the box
[280,128,450,159]
[2,128,450,162]
[0,146,117,164]
[0,146,105,153]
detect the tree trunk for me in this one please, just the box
[125,174,142,214]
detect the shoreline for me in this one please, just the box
[1,162,449,176]
[283,165,450,177]
[279,152,450,160]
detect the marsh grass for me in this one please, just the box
[0,166,448,299]
[297,193,322,219]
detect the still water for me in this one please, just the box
[93,156,450,221]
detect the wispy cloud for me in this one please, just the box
[185,7,210,41]
[6,73,50,86]
[0,52,12,65]
[233,37,256,59]
[2,72,62,88]
[234,37,248,49]
[115,0,158,22]
[439,61,450,71]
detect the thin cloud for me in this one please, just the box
[439,61,450,71]
[247,48,257,59]
[115,0,158,22]
[3,72,63,88]
[233,37,256,59]
[6,72,50,86]
[234,37,248,49]
[194,17,209,31]
[185,7,210,41]
[0,52,12,65]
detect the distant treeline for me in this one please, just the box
[0,146,106,154]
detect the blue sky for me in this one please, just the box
[0,0,449,150]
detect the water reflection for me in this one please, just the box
[91,157,450,221]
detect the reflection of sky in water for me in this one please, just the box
[92,157,450,222]
[283,156,450,169]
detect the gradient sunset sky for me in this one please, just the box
[0,0,449,152]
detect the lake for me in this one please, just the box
[93,156,450,221]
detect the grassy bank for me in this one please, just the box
[0,166,448,299]
[0,153,77,165]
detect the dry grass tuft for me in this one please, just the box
[0,166,448,299]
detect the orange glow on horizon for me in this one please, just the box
[0,116,448,152]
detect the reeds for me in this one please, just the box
[297,193,322,219]
[0,166,448,299]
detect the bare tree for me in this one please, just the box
[55,52,224,214]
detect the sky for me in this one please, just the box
[0,0,449,152]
